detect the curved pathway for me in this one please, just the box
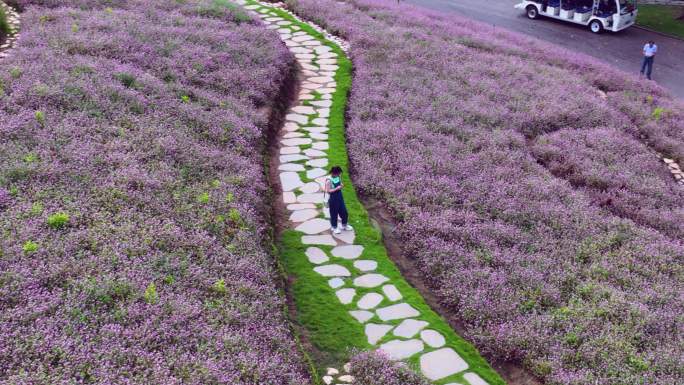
[0,0,20,59]
[240,1,503,384]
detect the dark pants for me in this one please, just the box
[641,56,654,79]
[329,196,348,229]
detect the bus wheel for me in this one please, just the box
[589,20,603,33]
[526,5,539,19]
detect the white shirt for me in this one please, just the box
[643,44,657,57]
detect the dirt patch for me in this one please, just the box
[359,195,543,385]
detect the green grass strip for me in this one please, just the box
[637,5,684,39]
[246,1,507,384]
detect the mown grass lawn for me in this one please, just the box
[637,5,684,39]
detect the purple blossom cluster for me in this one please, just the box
[0,1,308,384]
[286,1,683,384]
[349,351,430,385]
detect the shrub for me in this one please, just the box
[22,240,38,254]
[46,212,70,229]
[0,7,10,35]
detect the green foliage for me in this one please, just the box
[71,23,79,33]
[22,240,39,254]
[227,208,242,224]
[0,7,9,35]
[197,192,210,204]
[23,153,38,163]
[115,72,139,89]
[9,67,22,79]
[47,212,70,229]
[143,282,158,304]
[651,107,665,120]
[637,5,684,39]
[30,202,44,216]
[181,94,190,103]
[211,279,227,295]
[34,110,46,127]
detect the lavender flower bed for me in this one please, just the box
[0,1,308,383]
[286,1,683,384]
[350,351,430,385]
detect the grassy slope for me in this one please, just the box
[252,2,507,384]
[0,7,9,36]
[637,5,684,39]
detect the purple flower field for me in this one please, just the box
[286,1,683,384]
[0,0,309,383]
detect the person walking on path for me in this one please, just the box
[640,40,657,80]
[325,166,353,234]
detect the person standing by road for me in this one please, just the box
[325,166,353,234]
[640,40,657,80]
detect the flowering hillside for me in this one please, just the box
[286,1,684,384]
[0,0,309,383]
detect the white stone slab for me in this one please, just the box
[283,191,296,204]
[420,348,469,381]
[336,288,356,304]
[296,218,332,234]
[354,274,390,288]
[317,108,330,118]
[331,245,364,259]
[295,53,316,60]
[354,260,378,272]
[302,234,337,246]
[280,171,304,191]
[280,146,300,155]
[292,34,316,42]
[291,105,316,115]
[382,285,402,302]
[290,46,313,54]
[393,319,429,338]
[290,209,319,223]
[357,292,384,310]
[276,20,292,25]
[328,277,345,289]
[305,247,329,264]
[312,117,329,126]
[333,230,356,244]
[309,76,335,84]
[318,58,337,65]
[376,303,420,321]
[463,373,488,385]
[306,158,328,168]
[299,182,320,194]
[320,64,339,71]
[312,141,329,150]
[286,113,308,124]
[318,52,338,59]
[365,323,393,345]
[378,339,424,361]
[280,154,309,163]
[301,82,322,90]
[298,193,325,204]
[310,133,328,141]
[302,40,322,46]
[302,126,328,133]
[279,163,305,172]
[287,203,316,211]
[281,137,312,146]
[420,330,446,348]
[311,100,333,108]
[307,168,327,179]
[349,310,374,323]
[314,45,333,53]
[313,264,350,277]
[283,131,305,138]
[283,122,300,132]
[304,148,327,157]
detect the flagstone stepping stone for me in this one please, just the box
[299,93,315,100]
[279,163,305,172]
[354,260,378,272]
[318,58,337,65]
[338,374,354,383]
[343,363,351,373]
[332,229,355,244]
[357,292,384,309]
[303,70,318,77]
[314,264,350,277]
[318,52,338,59]
[280,34,292,41]
[354,274,390,288]
[313,117,329,126]
[349,310,374,323]
[314,45,333,53]
[320,64,339,71]
[307,168,327,179]
[293,31,308,36]
[295,53,316,60]
[322,94,332,100]
[280,171,304,191]
[278,28,293,34]
[329,277,345,289]
[290,209,319,223]
[382,284,402,302]
[319,87,337,95]
[296,218,331,234]
[420,348,469,381]
[280,154,309,163]
[298,193,325,204]
[322,376,333,385]
[306,158,328,168]
[310,133,328,140]
[283,191,296,204]
[331,245,364,259]
[280,146,300,155]
[327,368,339,376]
[304,148,327,157]
[317,108,330,118]
[420,330,446,348]
[305,247,329,264]
[302,82,323,90]
[283,131,305,138]
[291,47,313,54]
[292,34,316,42]
[365,323,393,345]
[302,234,337,246]
[281,137,312,146]
[311,100,333,108]
[244,4,260,9]
[312,142,329,150]
[463,373,488,385]
[393,319,429,338]
[336,288,356,304]
[288,203,316,211]
[265,17,282,21]
[286,113,308,124]
[309,76,335,84]
[284,122,300,131]
[291,106,316,115]
[277,20,292,25]
[301,63,319,71]
[302,126,328,133]
[376,303,420,321]
[378,339,424,360]
[302,40,322,46]
[299,182,320,194]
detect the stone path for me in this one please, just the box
[0,1,20,59]
[240,1,494,384]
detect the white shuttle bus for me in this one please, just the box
[515,0,637,33]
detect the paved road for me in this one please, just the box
[403,0,684,98]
